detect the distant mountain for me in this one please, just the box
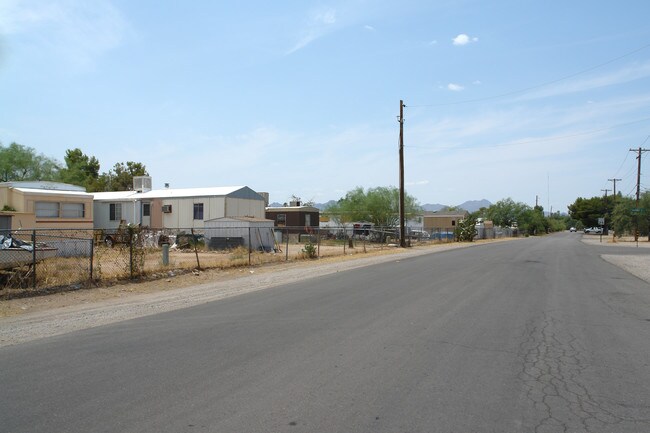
[456,199,491,213]
[314,200,337,210]
[421,203,446,212]
[421,199,492,213]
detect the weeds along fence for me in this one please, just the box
[0,225,460,298]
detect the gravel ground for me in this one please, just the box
[584,234,650,282]
[1,235,648,348]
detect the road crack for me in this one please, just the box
[518,313,650,432]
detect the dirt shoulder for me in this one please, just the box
[1,240,512,347]
[581,234,650,283]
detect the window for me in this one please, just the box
[451,220,456,226]
[61,203,85,218]
[110,203,122,221]
[35,201,59,218]
[276,214,286,226]
[142,203,151,217]
[193,203,204,220]
[304,214,311,226]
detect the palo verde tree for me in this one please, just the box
[0,142,60,182]
[324,186,420,228]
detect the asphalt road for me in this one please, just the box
[2,233,650,433]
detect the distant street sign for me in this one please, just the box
[598,217,605,226]
[631,208,645,214]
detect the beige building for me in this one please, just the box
[422,210,469,232]
[0,181,94,230]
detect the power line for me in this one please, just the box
[405,116,650,150]
[407,42,650,108]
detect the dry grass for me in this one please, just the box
[0,238,454,299]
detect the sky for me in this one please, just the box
[1,0,650,213]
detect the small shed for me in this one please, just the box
[265,204,320,233]
[204,217,276,252]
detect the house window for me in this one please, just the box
[142,203,151,217]
[304,214,311,226]
[110,203,122,221]
[452,220,456,226]
[61,203,85,218]
[193,203,204,220]
[276,214,286,226]
[35,201,59,218]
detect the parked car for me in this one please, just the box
[569,227,576,232]
[584,227,603,234]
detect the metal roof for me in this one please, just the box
[93,186,262,201]
[1,181,87,192]
[265,206,320,212]
[8,187,93,197]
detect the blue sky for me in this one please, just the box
[1,0,650,213]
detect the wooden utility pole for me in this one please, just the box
[608,178,621,238]
[601,188,611,234]
[398,100,406,248]
[608,178,622,197]
[630,147,649,241]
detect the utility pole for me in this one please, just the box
[601,188,611,236]
[629,147,649,241]
[398,100,406,248]
[608,178,622,197]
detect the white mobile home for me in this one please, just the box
[93,185,266,230]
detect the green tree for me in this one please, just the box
[0,142,60,182]
[612,192,650,239]
[484,198,529,228]
[519,205,548,235]
[324,186,420,228]
[611,196,636,237]
[567,196,606,228]
[58,148,101,190]
[97,161,149,191]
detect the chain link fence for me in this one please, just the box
[0,225,516,298]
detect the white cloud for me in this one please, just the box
[473,80,482,85]
[447,83,464,91]
[364,24,375,31]
[286,7,339,55]
[452,33,478,46]
[515,61,650,101]
[429,40,438,45]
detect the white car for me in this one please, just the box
[584,227,603,234]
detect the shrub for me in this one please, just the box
[302,241,317,259]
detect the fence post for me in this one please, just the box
[248,226,251,266]
[32,230,37,289]
[317,228,320,258]
[90,238,94,281]
[129,230,134,279]
[285,228,289,261]
[191,228,201,270]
